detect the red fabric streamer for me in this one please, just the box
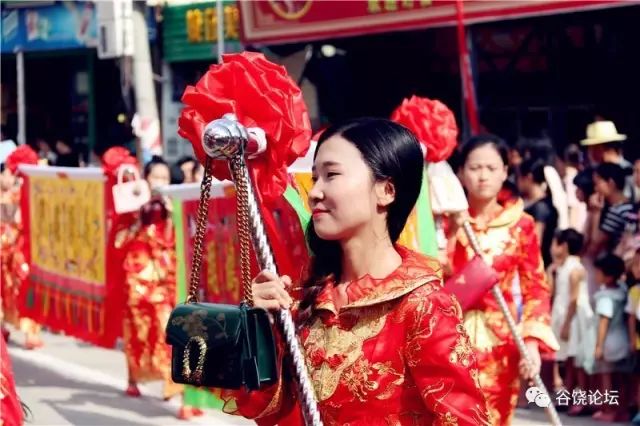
[178,52,311,203]
[5,145,38,174]
[101,147,138,176]
[391,96,459,163]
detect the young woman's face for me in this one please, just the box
[309,135,388,241]
[180,161,196,183]
[146,164,170,191]
[460,144,508,202]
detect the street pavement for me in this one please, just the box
[7,329,630,426]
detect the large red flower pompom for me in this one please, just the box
[5,145,38,174]
[101,146,138,178]
[391,96,458,163]
[178,52,311,202]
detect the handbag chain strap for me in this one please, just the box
[229,155,254,307]
[186,157,213,304]
[186,156,254,306]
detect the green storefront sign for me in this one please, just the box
[163,1,242,63]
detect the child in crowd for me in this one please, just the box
[549,229,593,413]
[588,163,637,257]
[591,253,631,422]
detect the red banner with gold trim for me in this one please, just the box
[18,166,121,348]
[240,0,629,45]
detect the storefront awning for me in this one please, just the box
[239,0,631,45]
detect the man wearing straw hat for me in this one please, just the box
[581,120,635,199]
[581,121,636,263]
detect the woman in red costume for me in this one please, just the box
[221,119,490,425]
[1,336,24,426]
[446,135,559,425]
[0,145,42,349]
[116,156,201,419]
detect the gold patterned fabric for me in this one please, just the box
[222,246,490,425]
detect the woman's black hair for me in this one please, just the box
[144,155,169,179]
[594,253,625,281]
[553,228,584,256]
[297,118,424,325]
[595,162,627,191]
[170,163,185,184]
[573,169,594,198]
[521,137,557,165]
[518,158,547,185]
[455,134,509,170]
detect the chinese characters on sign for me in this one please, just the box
[185,4,239,43]
[526,386,620,408]
[367,0,432,14]
[555,389,619,407]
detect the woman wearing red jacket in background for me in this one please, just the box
[446,135,559,425]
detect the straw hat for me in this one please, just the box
[580,121,627,146]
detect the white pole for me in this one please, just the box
[216,0,224,63]
[16,49,26,146]
[131,0,161,161]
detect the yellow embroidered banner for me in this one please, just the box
[29,174,106,284]
[19,166,119,348]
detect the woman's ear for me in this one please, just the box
[375,180,396,207]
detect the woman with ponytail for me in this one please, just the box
[222,118,490,425]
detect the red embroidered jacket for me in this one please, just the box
[222,246,490,425]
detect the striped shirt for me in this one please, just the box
[599,202,639,248]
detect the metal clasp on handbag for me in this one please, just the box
[182,336,207,383]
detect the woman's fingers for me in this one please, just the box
[254,284,290,304]
[281,275,292,288]
[257,299,283,311]
[251,274,293,311]
[253,270,280,284]
[518,359,541,381]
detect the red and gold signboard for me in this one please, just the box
[240,0,629,45]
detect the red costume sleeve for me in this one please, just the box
[516,216,559,353]
[403,287,491,425]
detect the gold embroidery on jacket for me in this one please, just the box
[304,306,389,401]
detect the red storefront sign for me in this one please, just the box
[240,0,629,45]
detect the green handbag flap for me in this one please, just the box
[166,302,243,349]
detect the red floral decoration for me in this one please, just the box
[101,146,138,179]
[308,348,326,368]
[5,145,38,174]
[390,96,458,163]
[178,52,311,202]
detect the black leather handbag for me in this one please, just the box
[165,164,277,390]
